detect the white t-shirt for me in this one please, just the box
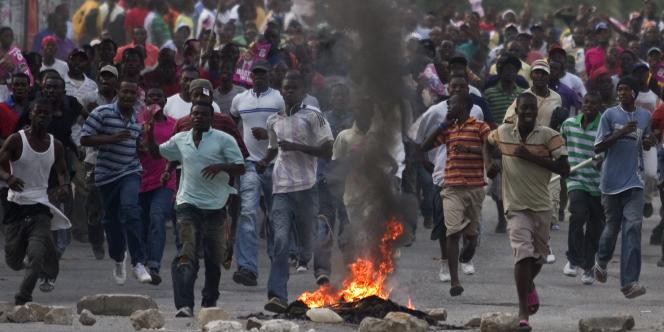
[230,88,286,162]
[410,100,484,187]
[40,59,69,80]
[560,72,587,98]
[267,105,333,194]
[163,93,221,120]
[635,90,661,113]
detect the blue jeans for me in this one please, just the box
[139,187,173,271]
[267,187,317,301]
[313,180,349,278]
[98,173,146,266]
[235,161,273,275]
[416,163,434,220]
[171,204,225,310]
[598,188,644,287]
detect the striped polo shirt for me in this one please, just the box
[484,84,524,124]
[230,88,285,162]
[81,102,143,186]
[432,117,491,188]
[560,114,601,196]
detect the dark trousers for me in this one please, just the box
[313,180,349,278]
[565,190,605,270]
[84,163,105,247]
[171,204,225,310]
[4,213,59,304]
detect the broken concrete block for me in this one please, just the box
[77,294,158,316]
[579,315,635,332]
[203,320,244,332]
[198,307,232,327]
[43,306,74,325]
[306,308,344,323]
[78,309,97,326]
[479,312,519,332]
[129,309,164,330]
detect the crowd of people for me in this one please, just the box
[1,0,664,330]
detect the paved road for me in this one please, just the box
[0,197,663,331]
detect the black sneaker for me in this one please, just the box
[175,307,193,317]
[264,297,287,314]
[644,203,654,218]
[149,268,162,285]
[650,231,662,245]
[201,298,217,308]
[92,245,105,260]
[657,258,664,267]
[592,262,608,283]
[233,268,257,286]
[621,283,646,299]
[39,278,55,292]
[316,274,330,285]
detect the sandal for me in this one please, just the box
[527,286,539,315]
[517,319,532,332]
[450,284,464,297]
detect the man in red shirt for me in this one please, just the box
[585,23,612,78]
[124,0,150,42]
[115,27,160,68]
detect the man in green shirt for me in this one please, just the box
[559,92,605,285]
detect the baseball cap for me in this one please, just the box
[594,22,609,31]
[648,47,662,56]
[188,79,213,95]
[69,48,88,58]
[251,60,271,72]
[504,23,518,31]
[41,35,57,48]
[99,65,118,77]
[531,59,550,74]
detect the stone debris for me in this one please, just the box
[246,317,264,330]
[479,312,519,332]
[43,306,74,325]
[129,308,165,330]
[305,308,344,323]
[466,316,482,328]
[425,308,447,321]
[384,312,428,332]
[203,320,245,332]
[259,319,299,332]
[79,309,97,326]
[198,307,232,327]
[77,294,158,316]
[26,303,50,321]
[579,315,635,332]
[358,317,398,332]
[6,305,37,323]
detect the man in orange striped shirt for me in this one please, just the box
[422,94,491,297]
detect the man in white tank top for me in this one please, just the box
[0,98,70,305]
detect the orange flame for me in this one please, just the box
[407,297,415,310]
[298,218,404,308]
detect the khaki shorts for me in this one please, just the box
[442,187,485,237]
[506,210,551,264]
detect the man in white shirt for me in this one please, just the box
[64,49,98,106]
[39,36,69,79]
[230,60,285,288]
[164,66,221,119]
[260,71,333,313]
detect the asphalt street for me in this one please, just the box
[0,197,663,332]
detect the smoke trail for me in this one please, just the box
[320,0,411,262]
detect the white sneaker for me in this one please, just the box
[581,270,595,285]
[113,255,127,285]
[563,261,578,277]
[296,265,308,273]
[133,263,153,284]
[439,261,451,282]
[546,248,556,264]
[461,261,476,275]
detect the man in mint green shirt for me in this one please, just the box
[151,101,245,317]
[559,92,604,284]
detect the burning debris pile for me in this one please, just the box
[298,219,403,308]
